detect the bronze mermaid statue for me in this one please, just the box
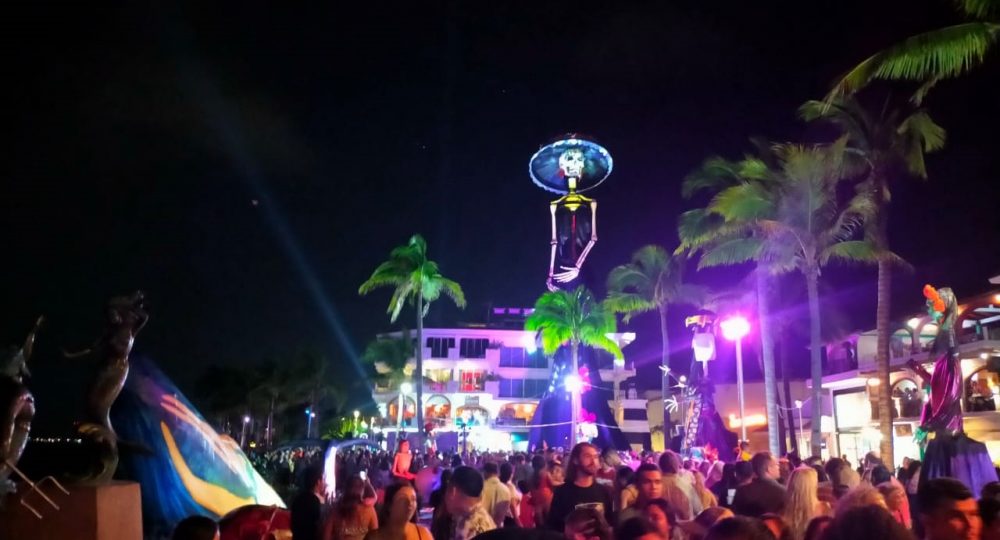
[66,291,147,483]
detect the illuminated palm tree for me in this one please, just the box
[678,154,785,454]
[697,139,885,455]
[605,245,706,444]
[827,0,999,103]
[359,234,466,442]
[525,286,622,444]
[799,97,943,464]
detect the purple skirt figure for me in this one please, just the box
[914,286,997,496]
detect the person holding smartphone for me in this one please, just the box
[546,443,614,532]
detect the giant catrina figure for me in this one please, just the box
[908,284,998,494]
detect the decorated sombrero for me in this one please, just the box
[528,135,613,194]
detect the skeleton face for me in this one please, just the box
[558,149,585,178]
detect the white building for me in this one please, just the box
[369,307,649,451]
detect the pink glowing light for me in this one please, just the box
[720,316,750,341]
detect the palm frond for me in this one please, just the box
[956,0,1000,19]
[798,99,871,147]
[607,265,654,294]
[677,209,726,252]
[697,237,764,269]
[439,278,467,308]
[682,157,745,199]
[580,332,624,360]
[819,240,880,266]
[827,22,1000,99]
[604,292,657,321]
[897,110,947,178]
[708,182,776,221]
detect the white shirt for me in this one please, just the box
[481,476,512,526]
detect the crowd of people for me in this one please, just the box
[170,438,998,540]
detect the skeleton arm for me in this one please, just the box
[546,202,559,291]
[553,201,598,284]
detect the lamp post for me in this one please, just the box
[241,415,251,449]
[399,382,413,439]
[305,408,316,438]
[721,315,751,442]
[565,373,583,446]
[794,400,804,453]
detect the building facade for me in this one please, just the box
[369,307,648,451]
[819,287,1000,468]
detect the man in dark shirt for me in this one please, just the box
[546,442,613,532]
[290,465,325,540]
[731,452,786,518]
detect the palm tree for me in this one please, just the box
[605,245,706,447]
[827,1,999,103]
[362,333,413,433]
[525,286,623,445]
[700,139,883,456]
[359,234,466,443]
[678,155,785,455]
[799,96,944,465]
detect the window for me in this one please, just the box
[624,409,648,421]
[500,347,548,368]
[498,378,548,398]
[500,347,524,367]
[426,337,455,358]
[458,370,486,392]
[460,338,489,359]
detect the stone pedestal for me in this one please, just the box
[0,480,142,540]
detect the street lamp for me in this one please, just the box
[794,400,804,454]
[721,315,751,442]
[399,382,413,438]
[305,408,316,438]
[241,415,251,449]
[565,373,583,445]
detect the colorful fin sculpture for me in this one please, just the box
[110,356,283,537]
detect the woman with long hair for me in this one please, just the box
[324,475,379,540]
[691,470,719,509]
[782,467,831,540]
[365,483,431,540]
[710,463,736,509]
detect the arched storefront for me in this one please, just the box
[890,377,923,418]
[965,367,999,412]
[497,402,537,426]
[387,396,417,426]
[425,395,452,427]
[456,405,489,427]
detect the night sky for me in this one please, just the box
[4,1,999,429]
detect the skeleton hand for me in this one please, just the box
[553,266,580,284]
[546,277,559,292]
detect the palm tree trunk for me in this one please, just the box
[757,269,780,455]
[875,200,894,467]
[806,268,823,456]
[571,340,580,446]
[659,304,673,449]
[780,338,797,455]
[416,292,424,448]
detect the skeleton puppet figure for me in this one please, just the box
[528,137,613,292]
